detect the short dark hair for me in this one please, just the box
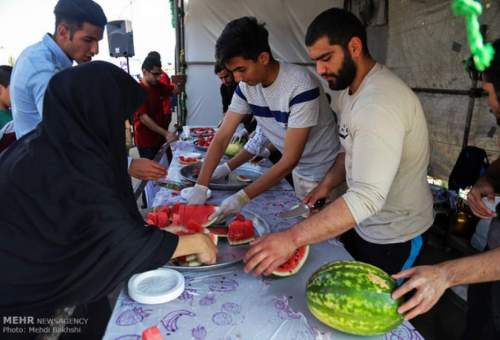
[0,65,13,87]
[214,62,225,74]
[147,51,161,61]
[215,16,272,65]
[305,8,369,55]
[142,56,162,71]
[483,39,500,94]
[53,0,107,38]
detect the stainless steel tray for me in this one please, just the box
[179,163,264,190]
[163,209,269,271]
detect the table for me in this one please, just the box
[104,140,423,340]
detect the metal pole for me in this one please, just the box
[125,56,130,74]
[462,79,478,149]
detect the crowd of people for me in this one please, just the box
[0,0,499,339]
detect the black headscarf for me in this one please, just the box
[0,61,178,313]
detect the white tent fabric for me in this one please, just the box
[182,0,500,178]
[183,0,343,125]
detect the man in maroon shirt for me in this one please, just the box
[147,51,175,118]
[134,56,178,160]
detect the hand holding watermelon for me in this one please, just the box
[172,233,217,265]
[243,230,299,276]
[391,265,450,320]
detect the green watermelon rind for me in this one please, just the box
[306,260,403,336]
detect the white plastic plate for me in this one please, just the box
[128,268,185,304]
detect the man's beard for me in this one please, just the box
[326,50,357,91]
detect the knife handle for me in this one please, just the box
[313,198,326,209]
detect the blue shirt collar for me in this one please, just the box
[42,33,73,70]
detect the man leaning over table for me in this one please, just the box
[390,38,500,340]
[187,16,343,221]
[10,0,166,181]
[244,8,434,276]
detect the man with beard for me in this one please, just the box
[188,17,343,220]
[390,39,500,340]
[244,8,433,276]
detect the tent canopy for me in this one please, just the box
[179,0,500,179]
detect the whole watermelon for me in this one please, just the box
[306,260,403,336]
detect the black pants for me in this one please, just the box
[340,228,423,275]
[462,267,500,339]
[0,298,111,340]
[138,146,161,208]
[138,146,160,160]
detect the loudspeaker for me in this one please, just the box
[106,20,135,57]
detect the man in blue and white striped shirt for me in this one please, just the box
[188,17,343,220]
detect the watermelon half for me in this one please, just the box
[272,245,309,277]
[306,260,403,336]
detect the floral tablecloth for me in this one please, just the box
[104,140,423,340]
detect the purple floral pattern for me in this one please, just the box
[212,311,233,326]
[384,324,423,340]
[221,302,241,314]
[199,294,216,306]
[161,309,196,333]
[192,325,207,340]
[201,276,239,293]
[116,307,152,326]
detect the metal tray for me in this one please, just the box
[163,209,269,271]
[179,163,264,190]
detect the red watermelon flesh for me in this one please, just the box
[145,212,158,226]
[142,326,163,340]
[155,211,169,227]
[184,205,217,226]
[272,245,309,277]
[228,217,255,245]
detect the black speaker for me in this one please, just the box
[106,20,135,57]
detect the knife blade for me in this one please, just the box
[278,199,325,219]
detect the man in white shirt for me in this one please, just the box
[244,8,434,276]
[188,17,343,220]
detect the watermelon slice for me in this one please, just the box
[145,206,170,228]
[272,245,309,277]
[142,326,163,340]
[207,226,228,238]
[228,215,255,245]
[145,212,158,226]
[184,205,217,227]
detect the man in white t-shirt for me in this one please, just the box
[244,8,434,276]
[188,16,343,220]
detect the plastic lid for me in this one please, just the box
[128,268,185,304]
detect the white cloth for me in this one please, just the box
[333,63,434,244]
[243,125,269,156]
[229,62,342,182]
